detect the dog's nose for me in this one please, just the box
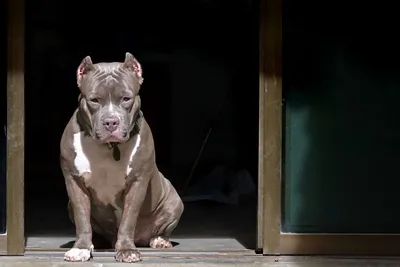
[103,117,120,132]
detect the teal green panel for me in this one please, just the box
[282,0,400,233]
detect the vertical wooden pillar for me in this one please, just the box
[258,0,283,254]
[7,0,25,255]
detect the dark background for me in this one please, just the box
[19,0,260,235]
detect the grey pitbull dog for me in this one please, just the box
[60,53,184,263]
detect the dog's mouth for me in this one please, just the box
[97,131,128,144]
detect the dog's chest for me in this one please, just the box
[72,132,141,207]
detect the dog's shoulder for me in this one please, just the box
[60,109,82,160]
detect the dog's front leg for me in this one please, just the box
[63,174,93,262]
[114,172,151,263]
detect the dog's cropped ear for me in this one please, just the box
[77,56,94,87]
[123,52,143,85]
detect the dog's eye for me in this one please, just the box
[90,98,99,103]
[122,97,132,102]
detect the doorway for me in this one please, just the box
[23,0,260,252]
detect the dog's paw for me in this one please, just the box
[115,249,142,263]
[150,236,173,249]
[64,245,94,262]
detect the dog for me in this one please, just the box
[60,53,184,262]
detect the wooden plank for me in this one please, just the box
[25,236,251,252]
[280,234,400,255]
[6,0,25,256]
[12,253,400,265]
[0,233,7,255]
[260,0,283,255]
[25,247,256,255]
[257,0,266,252]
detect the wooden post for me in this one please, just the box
[7,0,25,255]
[259,0,283,254]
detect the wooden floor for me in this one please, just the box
[3,255,400,267]
[25,192,257,252]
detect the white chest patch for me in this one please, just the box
[73,132,91,175]
[126,134,141,176]
[71,132,141,212]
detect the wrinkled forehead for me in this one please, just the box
[81,62,138,96]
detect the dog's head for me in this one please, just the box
[76,52,143,144]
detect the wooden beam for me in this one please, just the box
[7,0,25,255]
[260,0,282,255]
[0,234,7,254]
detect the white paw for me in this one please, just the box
[150,236,173,248]
[64,245,94,262]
